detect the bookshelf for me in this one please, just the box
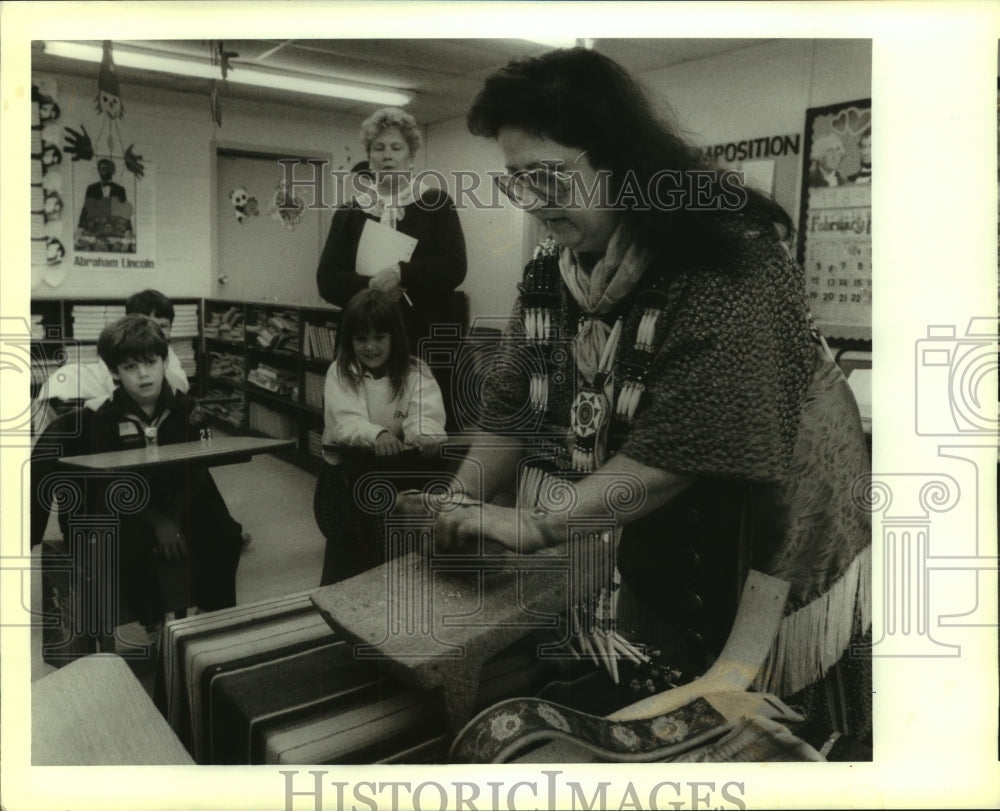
[28,297,202,402]
[201,298,341,471]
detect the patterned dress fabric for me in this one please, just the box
[477,216,872,740]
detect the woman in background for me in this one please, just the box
[316,107,467,358]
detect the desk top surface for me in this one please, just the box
[58,436,295,471]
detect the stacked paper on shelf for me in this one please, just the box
[60,344,100,365]
[71,304,127,339]
[171,304,200,338]
[171,340,198,377]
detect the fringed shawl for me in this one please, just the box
[480,221,871,698]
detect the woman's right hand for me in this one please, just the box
[374,429,404,457]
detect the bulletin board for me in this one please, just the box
[215,147,332,304]
[796,99,872,342]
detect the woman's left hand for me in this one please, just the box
[434,503,548,554]
[369,265,401,292]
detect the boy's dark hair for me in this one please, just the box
[125,288,174,322]
[97,314,169,373]
[336,289,411,399]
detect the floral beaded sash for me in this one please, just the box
[448,692,820,763]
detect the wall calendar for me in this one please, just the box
[797,98,872,342]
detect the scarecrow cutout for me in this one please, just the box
[63,41,145,254]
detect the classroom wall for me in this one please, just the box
[33,70,365,303]
[423,119,530,326]
[35,38,870,317]
[427,38,872,322]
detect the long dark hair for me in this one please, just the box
[467,47,792,268]
[335,289,411,399]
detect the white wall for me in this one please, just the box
[425,117,530,324]
[33,71,364,302]
[35,38,870,317]
[428,39,871,322]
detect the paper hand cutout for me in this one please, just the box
[124,144,145,179]
[63,125,94,162]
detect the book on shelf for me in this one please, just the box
[204,306,244,341]
[254,313,300,352]
[247,362,297,396]
[305,323,338,360]
[316,325,330,359]
[208,350,245,381]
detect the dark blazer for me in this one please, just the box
[316,187,467,346]
[84,180,127,203]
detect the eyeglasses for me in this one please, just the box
[493,150,588,208]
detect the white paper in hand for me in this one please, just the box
[356,218,418,277]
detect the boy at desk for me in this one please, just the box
[87,314,243,636]
[33,288,189,434]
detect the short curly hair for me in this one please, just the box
[97,314,168,372]
[360,107,422,156]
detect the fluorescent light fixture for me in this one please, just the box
[43,41,411,106]
[522,37,593,49]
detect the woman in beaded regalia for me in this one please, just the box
[435,48,872,741]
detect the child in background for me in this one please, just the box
[122,288,190,393]
[33,288,189,434]
[88,315,243,636]
[314,288,447,585]
[34,289,253,550]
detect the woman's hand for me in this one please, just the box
[434,503,548,554]
[374,429,405,457]
[369,265,401,293]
